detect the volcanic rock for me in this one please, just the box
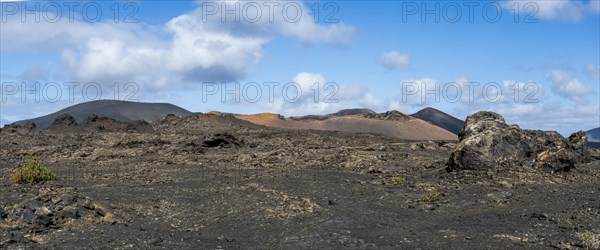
[202,133,243,148]
[411,107,464,135]
[12,100,192,129]
[446,111,591,172]
[5,190,118,229]
[289,115,329,121]
[52,114,77,126]
[331,108,376,116]
[363,110,412,121]
[162,114,183,124]
[0,208,7,219]
[81,114,154,133]
[1,122,36,132]
[23,122,37,130]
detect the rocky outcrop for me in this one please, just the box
[48,114,153,133]
[331,108,376,116]
[446,112,590,172]
[4,189,118,230]
[289,115,329,121]
[47,114,78,132]
[82,114,154,133]
[202,133,243,148]
[161,113,183,124]
[2,122,37,132]
[363,110,412,121]
[23,122,37,130]
[53,114,77,126]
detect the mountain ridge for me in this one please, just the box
[410,107,465,135]
[12,100,192,129]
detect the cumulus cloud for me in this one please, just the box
[263,72,596,135]
[19,63,53,83]
[292,72,327,94]
[1,0,355,92]
[381,51,411,71]
[585,64,600,79]
[497,102,600,133]
[258,72,368,116]
[546,70,592,103]
[503,0,600,22]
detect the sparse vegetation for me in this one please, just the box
[13,157,57,184]
[421,190,443,202]
[391,176,405,186]
[577,231,600,250]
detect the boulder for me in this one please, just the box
[23,122,37,130]
[363,110,412,121]
[446,111,590,172]
[5,191,118,228]
[202,133,243,148]
[52,114,77,127]
[79,114,154,133]
[2,122,36,132]
[161,113,183,124]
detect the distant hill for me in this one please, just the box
[411,107,464,135]
[586,127,600,142]
[288,108,377,121]
[12,100,192,129]
[330,108,376,116]
[586,127,600,148]
[235,110,457,141]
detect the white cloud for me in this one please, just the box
[381,51,411,70]
[448,91,598,136]
[261,72,367,116]
[1,0,355,92]
[195,1,355,45]
[503,0,600,22]
[585,64,600,79]
[396,77,546,110]
[359,93,386,109]
[19,63,53,83]
[399,78,447,106]
[353,73,595,135]
[497,102,600,133]
[546,70,592,103]
[292,72,326,93]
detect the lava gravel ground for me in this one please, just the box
[1,117,599,249]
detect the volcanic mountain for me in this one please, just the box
[235,110,458,141]
[587,127,600,148]
[587,127,600,142]
[12,100,192,129]
[410,107,464,135]
[12,102,458,140]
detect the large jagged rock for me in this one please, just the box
[82,114,154,133]
[446,112,590,172]
[52,113,78,126]
[5,188,119,229]
[202,133,243,148]
[46,114,153,133]
[1,122,36,132]
[23,122,36,130]
[363,110,412,121]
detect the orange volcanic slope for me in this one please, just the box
[235,111,458,141]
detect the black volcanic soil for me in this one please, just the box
[1,115,599,249]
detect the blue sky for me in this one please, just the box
[1,0,599,136]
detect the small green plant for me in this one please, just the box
[13,157,57,184]
[577,231,600,250]
[391,176,405,186]
[421,190,443,202]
